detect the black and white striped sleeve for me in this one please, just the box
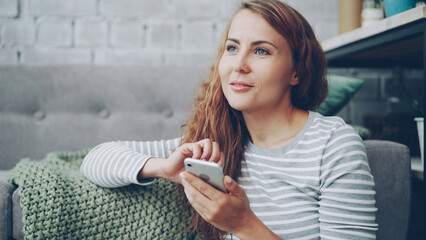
[80,138,181,188]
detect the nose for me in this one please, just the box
[233,54,251,73]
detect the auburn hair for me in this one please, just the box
[180,0,328,239]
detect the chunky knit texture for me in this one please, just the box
[8,150,195,240]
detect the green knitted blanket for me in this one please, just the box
[8,150,196,239]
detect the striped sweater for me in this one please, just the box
[81,111,378,239]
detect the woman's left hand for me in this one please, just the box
[180,172,278,239]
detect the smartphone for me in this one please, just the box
[184,158,227,193]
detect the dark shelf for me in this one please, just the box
[327,35,423,68]
[325,19,425,69]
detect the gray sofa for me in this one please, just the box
[0,66,411,239]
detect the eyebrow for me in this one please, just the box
[226,38,278,50]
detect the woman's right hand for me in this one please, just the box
[138,139,225,184]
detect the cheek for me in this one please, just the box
[258,74,288,98]
[218,57,228,79]
[218,58,230,92]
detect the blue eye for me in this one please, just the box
[226,45,238,52]
[255,48,270,55]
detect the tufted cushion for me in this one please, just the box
[0,66,209,170]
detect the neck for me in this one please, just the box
[242,105,308,149]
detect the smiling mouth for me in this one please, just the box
[230,82,253,92]
[230,81,253,87]
[231,83,251,87]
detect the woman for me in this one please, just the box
[81,0,378,239]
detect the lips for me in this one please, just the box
[230,81,253,92]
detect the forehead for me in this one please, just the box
[227,9,284,43]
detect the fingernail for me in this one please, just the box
[180,172,185,180]
[225,175,232,183]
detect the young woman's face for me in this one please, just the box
[219,9,298,114]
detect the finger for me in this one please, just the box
[217,152,225,168]
[181,171,223,200]
[182,187,212,222]
[179,143,201,158]
[191,144,203,159]
[181,173,212,209]
[209,142,221,163]
[199,139,212,160]
[224,175,245,198]
[177,143,195,158]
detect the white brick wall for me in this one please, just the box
[75,19,109,47]
[0,0,18,17]
[30,0,97,16]
[0,0,339,65]
[174,0,220,19]
[2,19,36,46]
[148,22,179,49]
[99,0,168,17]
[0,48,17,64]
[111,21,144,47]
[21,47,91,64]
[37,18,73,46]
[181,21,216,49]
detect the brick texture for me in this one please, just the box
[0,48,18,64]
[111,21,144,47]
[100,0,168,17]
[30,0,97,16]
[174,0,220,19]
[0,0,340,66]
[148,22,179,49]
[37,19,72,46]
[2,19,35,46]
[75,20,109,47]
[181,21,215,49]
[0,0,18,17]
[21,47,91,64]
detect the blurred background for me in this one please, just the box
[0,0,339,66]
[0,0,423,148]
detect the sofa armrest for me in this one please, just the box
[0,170,15,240]
[12,190,24,240]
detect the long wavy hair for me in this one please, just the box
[180,0,328,239]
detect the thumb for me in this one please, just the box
[224,175,245,197]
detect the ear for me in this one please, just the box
[290,71,299,86]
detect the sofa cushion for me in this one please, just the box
[0,170,15,240]
[0,65,208,170]
[364,140,411,240]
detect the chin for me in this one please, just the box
[227,102,251,112]
[224,94,253,112]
